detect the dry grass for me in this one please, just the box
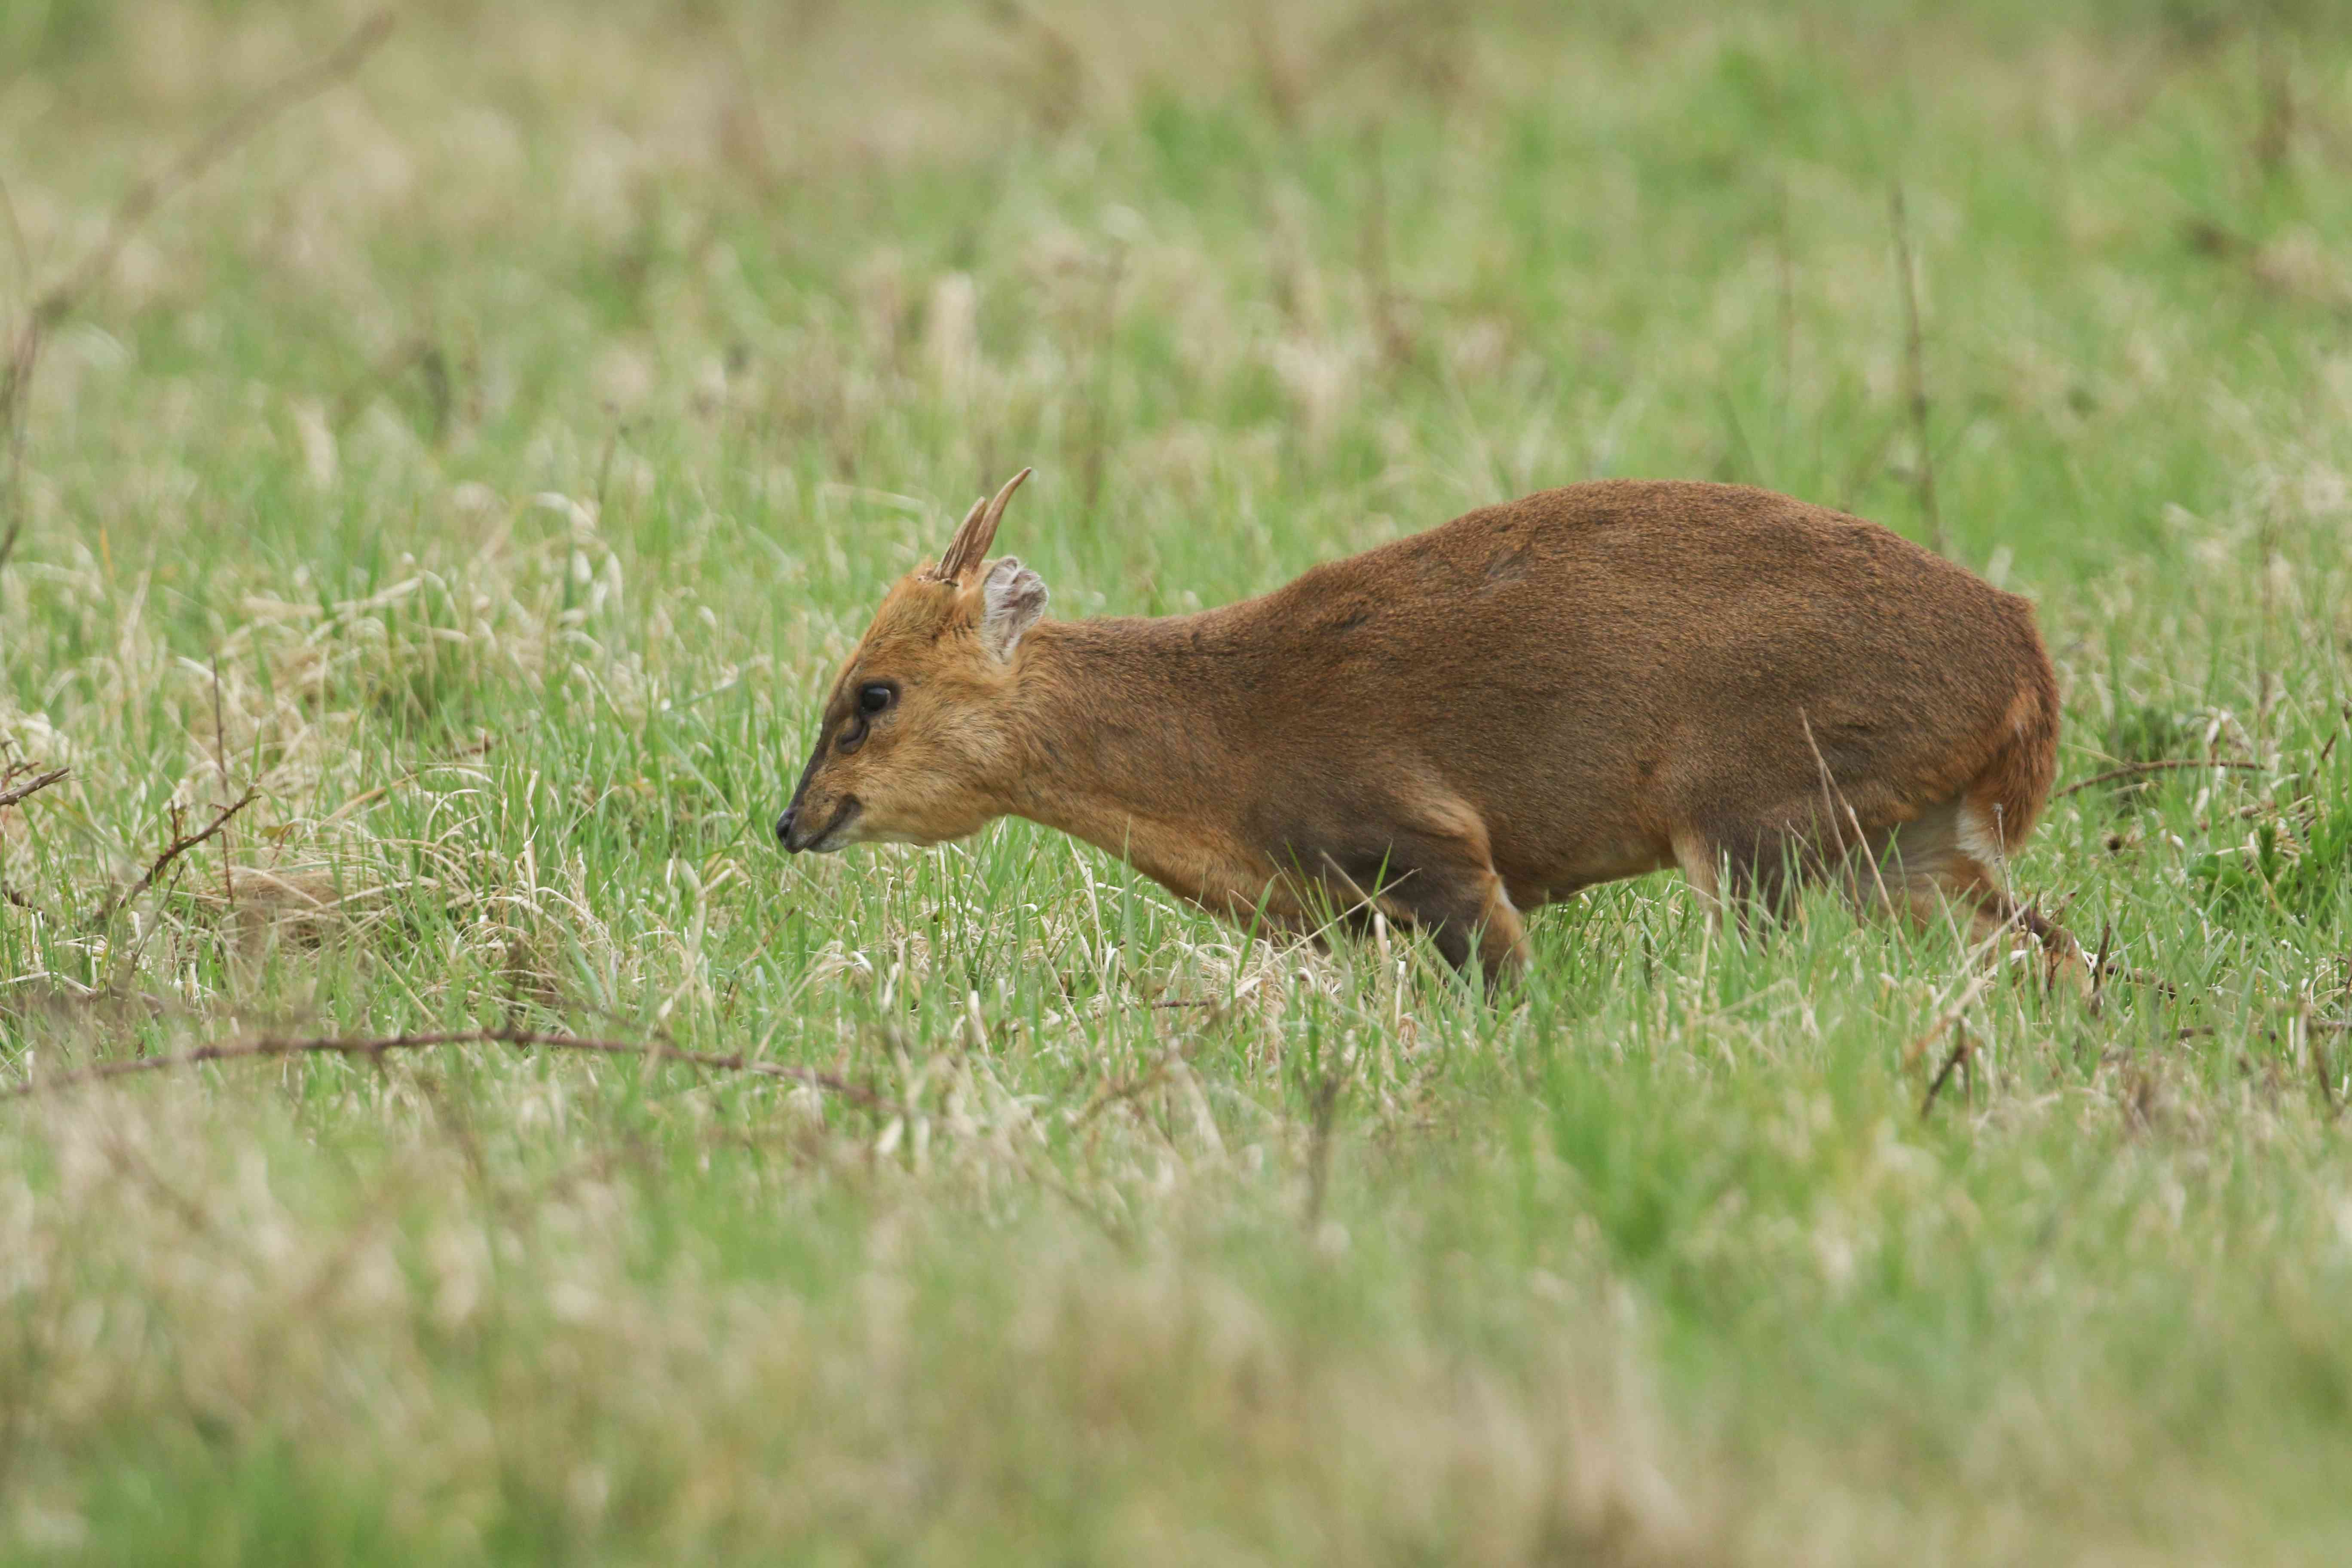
[2,0,2351,1561]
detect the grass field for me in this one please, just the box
[3,1,2351,1561]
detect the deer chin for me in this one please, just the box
[854,816,972,850]
[798,797,864,853]
[805,801,971,851]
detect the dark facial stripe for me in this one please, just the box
[784,715,833,817]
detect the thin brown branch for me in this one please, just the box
[0,320,34,453]
[1071,1043,1197,1125]
[0,1027,907,1112]
[1888,184,1942,555]
[317,734,496,826]
[1077,243,1125,514]
[89,785,259,926]
[2056,759,2263,798]
[208,657,238,911]
[2087,920,2114,1019]
[1799,707,1895,913]
[1774,173,1796,424]
[2254,34,2293,176]
[2303,1007,2341,1121]
[0,12,395,517]
[1360,123,1410,369]
[1920,1020,1974,1119]
[0,765,63,916]
[0,766,67,810]
[99,1128,231,1240]
[1906,967,1996,1070]
[0,179,32,551]
[411,1070,494,1193]
[1246,9,1305,131]
[0,172,31,295]
[1303,1068,1346,1233]
[27,13,395,337]
[983,0,1085,135]
[2106,965,2177,1000]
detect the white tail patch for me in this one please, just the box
[1955,798,2008,883]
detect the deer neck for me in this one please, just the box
[998,612,1262,879]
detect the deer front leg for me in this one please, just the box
[1386,858,1529,985]
[1308,825,1531,988]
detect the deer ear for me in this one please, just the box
[978,556,1048,659]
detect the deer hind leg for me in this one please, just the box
[1672,821,1813,942]
[1670,828,1726,926]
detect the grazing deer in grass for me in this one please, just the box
[778,469,2070,985]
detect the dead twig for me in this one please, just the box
[0,761,63,913]
[0,184,26,576]
[6,12,395,358]
[1799,707,1897,916]
[1888,185,1943,555]
[983,0,1085,135]
[1303,1068,1346,1233]
[0,13,395,546]
[0,766,67,810]
[2254,34,2294,177]
[0,1026,907,1112]
[98,1127,231,1241]
[1246,9,1306,131]
[1774,174,1796,429]
[317,734,496,826]
[88,785,260,926]
[1906,966,1997,1069]
[2301,1006,2341,1121]
[2102,964,2177,1000]
[2057,759,2262,798]
[210,656,236,913]
[1920,1019,1974,1119]
[2088,920,2114,1019]
[1077,242,1125,514]
[1360,123,1411,369]
[0,171,29,292]
[1071,1042,1197,1126]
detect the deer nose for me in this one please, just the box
[775,805,798,850]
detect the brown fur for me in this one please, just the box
[780,477,2068,982]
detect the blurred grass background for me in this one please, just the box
[2,1,2351,1562]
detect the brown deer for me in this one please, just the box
[777,469,2069,983]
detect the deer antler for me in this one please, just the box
[933,467,1032,581]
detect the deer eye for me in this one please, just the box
[836,681,895,754]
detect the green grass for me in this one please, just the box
[3,1,2351,1561]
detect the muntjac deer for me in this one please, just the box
[778,470,2069,983]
